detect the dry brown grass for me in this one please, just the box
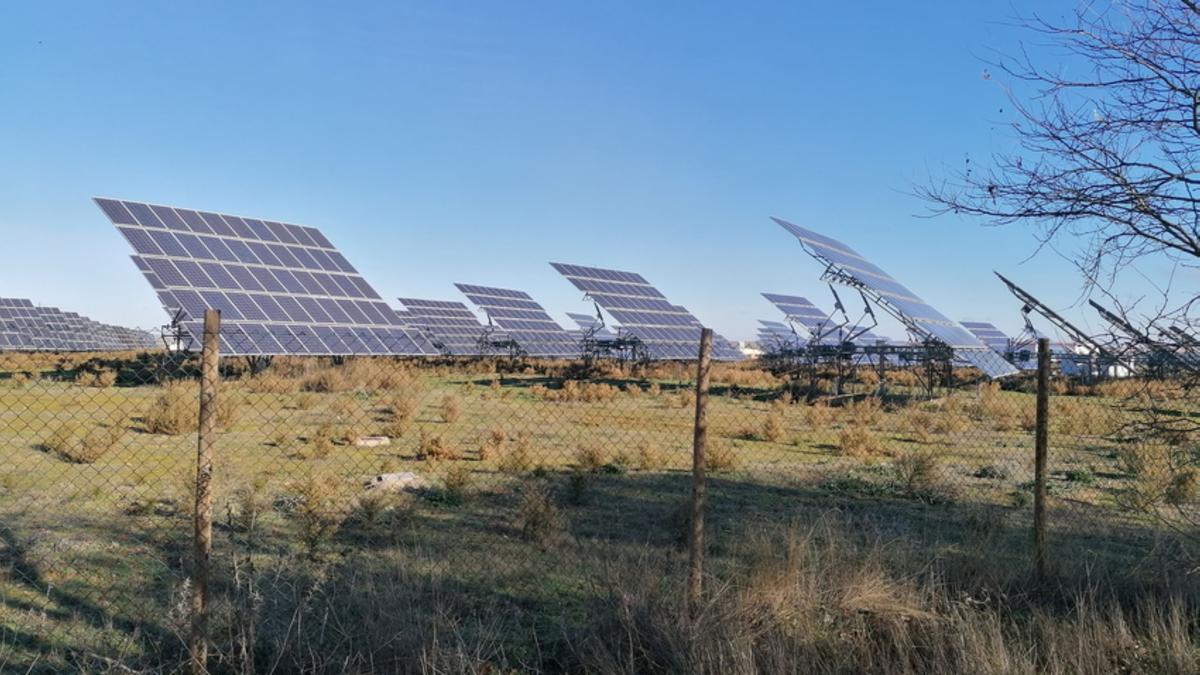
[635,442,667,470]
[514,482,563,544]
[42,419,126,464]
[417,430,460,461]
[707,440,739,472]
[143,381,196,435]
[575,445,611,473]
[74,368,117,388]
[892,449,940,495]
[499,433,537,473]
[535,380,621,403]
[762,412,786,442]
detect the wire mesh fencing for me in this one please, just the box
[0,332,1196,672]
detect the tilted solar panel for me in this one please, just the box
[96,198,432,356]
[454,284,579,357]
[396,298,489,356]
[550,262,743,361]
[960,321,1010,353]
[772,218,1018,378]
[0,297,157,352]
[567,312,616,339]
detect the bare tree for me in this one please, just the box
[921,0,1200,290]
[922,0,1200,547]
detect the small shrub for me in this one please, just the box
[647,382,662,397]
[804,402,835,428]
[707,440,738,472]
[418,430,459,461]
[837,424,882,457]
[440,395,462,423]
[43,421,125,464]
[974,464,1008,480]
[514,483,563,544]
[289,473,345,556]
[635,442,666,470]
[442,463,473,502]
[677,390,696,409]
[76,369,117,388]
[576,444,610,473]
[293,392,317,410]
[299,422,336,460]
[1063,468,1096,485]
[901,408,933,443]
[379,417,412,439]
[144,382,197,435]
[762,412,785,443]
[499,433,536,474]
[1165,469,1198,505]
[566,471,591,505]
[893,449,940,495]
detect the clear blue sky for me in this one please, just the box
[2,1,1141,342]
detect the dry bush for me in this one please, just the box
[885,369,921,388]
[803,402,836,428]
[842,398,882,427]
[514,483,563,544]
[838,424,882,458]
[710,363,779,388]
[442,463,473,501]
[535,380,621,403]
[624,383,643,398]
[677,390,696,409]
[761,412,786,443]
[893,449,940,495]
[75,369,117,388]
[298,422,336,460]
[385,393,421,425]
[498,433,536,473]
[144,381,197,435]
[244,372,299,394]
[43,420,126,464]
[647,382,662,397]
[929,410,966,435]
[417,430,460,461]
[479,426,507,461]
[440,395,462,423]
[379,416,413,440]
[575,444,611,473]
[302,367,353,393]
[707,440,739,472]
[288,473,347,556]
[900,407,933,443]
[635,442,667,470]
[857,368,881,386]
[293,392,317,410]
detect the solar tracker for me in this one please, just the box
[0,297,158,352]
[550,262,743,361]
[396,298,490,356]
[567,312,616,339]
[960,321,1010,354]
[772,218,1018,378]
[455,284,580,357]
[95,198,431,356]
[757,319,801,349]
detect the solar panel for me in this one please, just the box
[567,312,616,339]
[396,298,489,356]
[960,321,1010,353]
[96,198,432,356]
[0,297,158,352]
[455,284,579,357]
[772,218,1019,378]
[550,262,743,361]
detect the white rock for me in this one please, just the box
[365,471,429,492]
[354,435,391,448]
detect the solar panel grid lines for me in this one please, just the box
[454,283,580,358]
[550,262,744,361]
[96,197,433,356]
[771,218,1019,378]
[396,297,490,356]
[567,312,616,339]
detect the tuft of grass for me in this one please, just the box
[418,430,460,461]
[892,449,940,495]
[707,440,738,472]
[143,381,197,435]
[575,444,610,473]
[635,442,667,471]
[43,420,126,464]
[762,412,786,443]
[499,433,536,474]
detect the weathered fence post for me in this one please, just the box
[191,309,221,675]
[688,328,714,618]
[1033,337,1050,581]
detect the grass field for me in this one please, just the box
[0,352,1196,672]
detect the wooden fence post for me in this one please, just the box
[688,328,714,618]
[1033,337,1050,581]
[191,309,221,675]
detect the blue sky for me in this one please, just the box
[1,1,1147,342]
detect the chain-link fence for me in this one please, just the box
[1,329,1196,673]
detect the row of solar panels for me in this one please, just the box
[29,197,1074,374]
[91,198,744,361]
[0,297,158,352]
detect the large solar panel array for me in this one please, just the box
[772,218,1018,378]
[0,298,157,352]
[762,292,888,345]
[567,312,616,339]
[757,319,801,349]
[550,263,743,361]
[396,298,490,356]
[455,284,579,357]
[95,198,431,356]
